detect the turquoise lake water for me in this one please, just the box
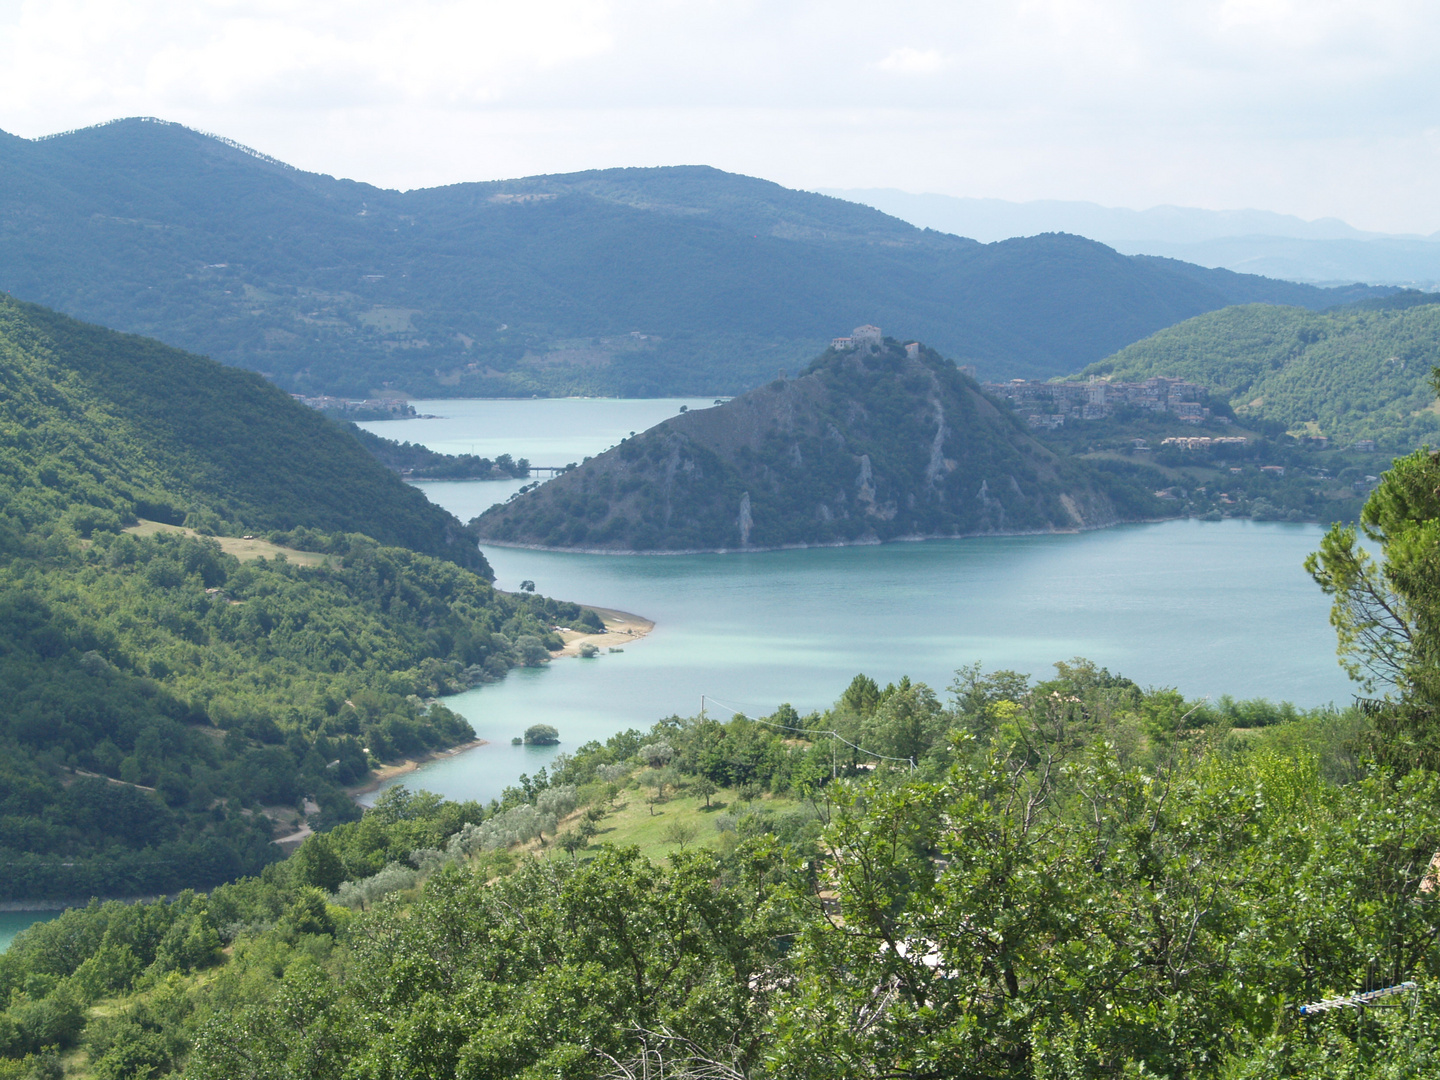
[352,398,1361,809]
[0,911,60,953]
[358,396,718,467]
[368,516,1355,809]
[358,397,718,524]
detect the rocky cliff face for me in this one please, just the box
[473,340,1160,551]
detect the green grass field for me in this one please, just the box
[548,784,800,863]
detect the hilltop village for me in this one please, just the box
[981,375,1215,429]
[831,324,931,362]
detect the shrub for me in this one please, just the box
[515,636,550,666]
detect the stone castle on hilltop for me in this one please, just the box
[831,324,884,351]
[831,325,924,360]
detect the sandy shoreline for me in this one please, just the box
[346,738,488,797]
[551,605,655,657]
[342,605,653,798]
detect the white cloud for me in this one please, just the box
[874,47,946,75]
[0,0,1438,231]
[0,0,615,114]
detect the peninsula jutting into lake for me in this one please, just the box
[473,331,1164,551]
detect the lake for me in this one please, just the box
[353,397,1357,808]
[358,397,719,523]
[5,399,1356,947]
[358,396,718,467]
[0,911,60,954]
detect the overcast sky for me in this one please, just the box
[2,0,1438,233]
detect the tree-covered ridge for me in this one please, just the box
[0,516,600,901]
[345,423,530,480]
[1082,301,1440,449]
[0,117,1392,396]
[474,339,1164,551]
[1308,374,1440,772]
[0,295,485,571]
[0,297,612,900]
[0,658,1432,1079]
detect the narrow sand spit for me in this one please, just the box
[550,605,655,658]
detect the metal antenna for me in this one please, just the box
[1298,981,1417,1016]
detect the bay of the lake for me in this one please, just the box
[369,518,1355,809]
[353,397,1357,808]
[358,397,718,467]
[357,397,718,522]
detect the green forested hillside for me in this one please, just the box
[475,339,1163,551]
[0,118,1391,395]
[0,528,593,900]
[1082,299,1440,448]
[0,657,1433,1079]
[346,424,530,480]
[0,296,484,569]
[0,299,601,900]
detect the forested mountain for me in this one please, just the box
[1082,295,1440,448]
[0,118,1391,396]
[346,423,530,481]
[0,294,483,569]
[474,338,1163,551]
[0,298,602,900]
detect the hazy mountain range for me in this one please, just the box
[0,117,1394,397]
[825,190,1440,289]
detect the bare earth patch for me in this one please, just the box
[124,519,335,567]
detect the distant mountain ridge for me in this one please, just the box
[0,117,1393,396]
[828,189,1440,288]
[473,336,1163,552]
[821,189,1431,245]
